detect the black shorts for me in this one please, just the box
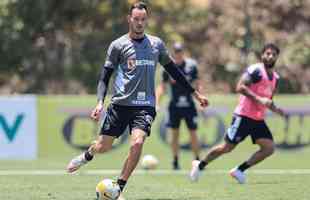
[167,106,198,130]
[100,104,156,138]
[224,114,273,144]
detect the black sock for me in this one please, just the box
[117,179,127,192]
[173,156,179,169]
[173,156,179,166]
[195,156,200,161]
[238,161,251,172]
[173,156,178,163]
[198,161,207,170]
[84,151,93,161]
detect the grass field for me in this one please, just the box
[0,95,310,200]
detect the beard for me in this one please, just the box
[133,25,144,34]
[134,30,143,35]
[263,60,276,68]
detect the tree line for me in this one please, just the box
[0,0,309,94]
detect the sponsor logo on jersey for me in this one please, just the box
[127,59,155,69]
[132,100,151,105]
[127,58,136,70]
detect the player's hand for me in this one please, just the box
[275,108,287,117]
[193,91,209,108]
[270,103,287,117]
[90,102,104,121]
[257,97,273,107]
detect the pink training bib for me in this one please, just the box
[234,63,279,120]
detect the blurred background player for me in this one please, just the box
[66,1,208,195]
[156,42,203,170]
[190,43,286,184]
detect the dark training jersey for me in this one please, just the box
[162,58,198,108]
[103,34,171,107]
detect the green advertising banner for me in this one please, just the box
[34,95,310,170]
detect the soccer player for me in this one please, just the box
[190,43,286,184]
[66,1,208,193]
[156,42,202,170]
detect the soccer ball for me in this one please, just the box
[141,154,159,170]
[96,179,121,200]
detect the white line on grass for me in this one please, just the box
[0,169,310,175]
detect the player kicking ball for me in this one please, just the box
[66,1,208,196]
[190,43,286,184]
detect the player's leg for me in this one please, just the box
[118,128,147,190]
[233,121,274,173]
[190,115,248,182]
[230,119,274,184]
[117,106,156,191]
[185,109,200,161]
[170,128,181,170]
[188,129,200,160]
[229,138,274,184]
[246,138,275,166]
[189,141,236,181]
[167,107,182,170]
[67,135,115,173]
[66,104,127,173]
[201,141,236,167]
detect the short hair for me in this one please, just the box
[261,43,280,55]
[129,1,148,15]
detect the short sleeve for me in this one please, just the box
[246,65,262,83]
[103,41,120,69]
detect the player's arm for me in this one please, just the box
[236,72,272,106]
[158,39,208,107]
[192,64,203,93]
[97,67,114,104]
[192,70,204,110]
[269,79,286,117]
[193,79,203,93]
[91,66,114,121]
[162,61,208,107]
[155,83,166,110]
[155,72,169,110]
[91,41,119,121]
[236,71,284,116]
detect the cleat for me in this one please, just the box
[229,167,246,184]
[66,153,88,173]
[189,160,202,182]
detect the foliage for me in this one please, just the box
[0,0,309,93]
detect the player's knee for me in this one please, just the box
[131,138,144,150]
[262,144,275,156]
[265,146,275,156]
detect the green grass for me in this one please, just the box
[0,95,310,200]
[1,173,310,200]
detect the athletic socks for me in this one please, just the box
[198,160,207,170]
[117,178,127,192]
[84,151,93,161]
[173,156,180,170]
[172,156,180,170]
[237,161,251,172]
